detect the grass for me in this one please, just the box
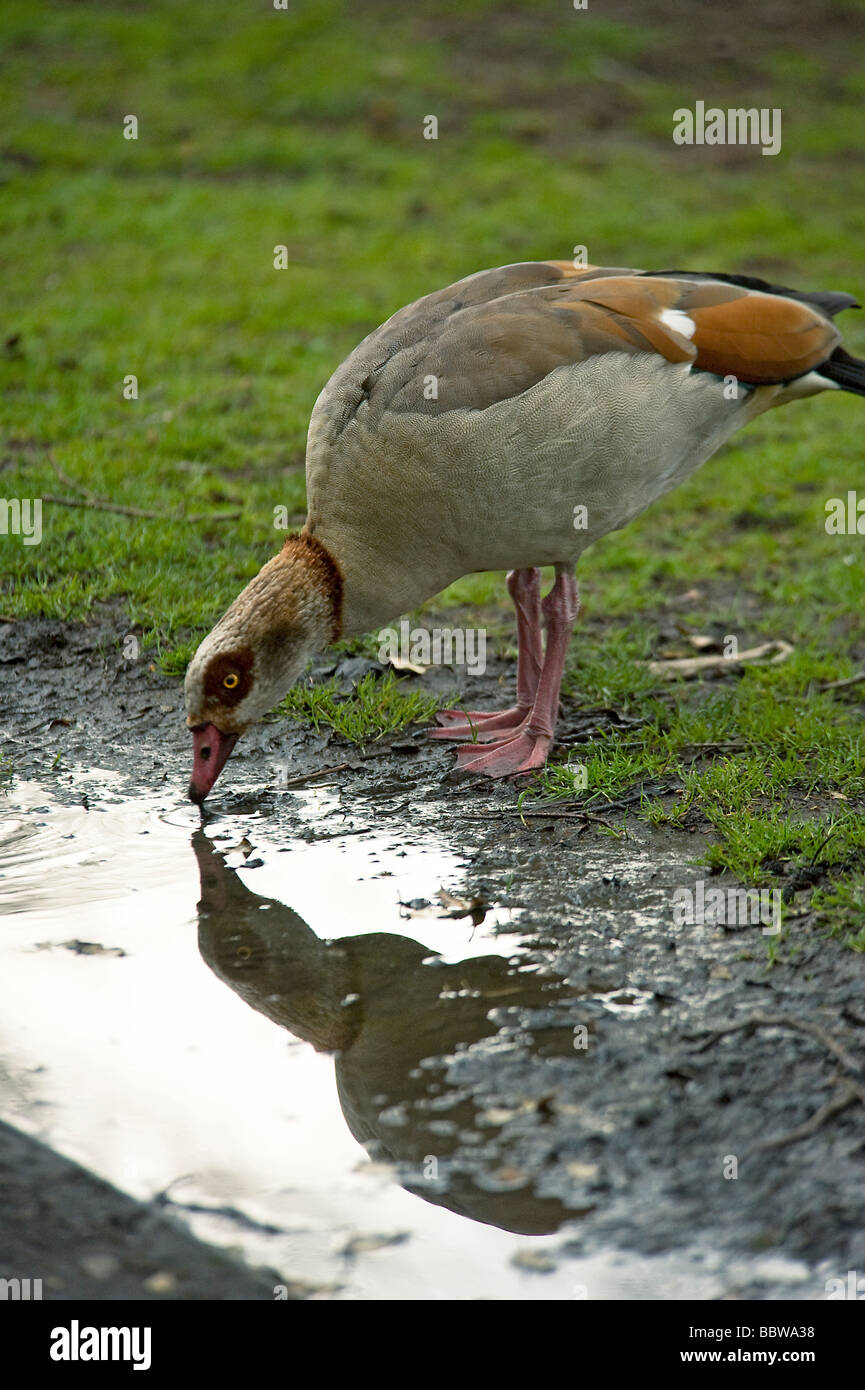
[278,671,440,746]
[524,655,865,950]
[2,0,865,941]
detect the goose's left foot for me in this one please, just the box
[427,567,543,746]
[428,705,529,741]
[454,725,551,776]
[450,569,579,780]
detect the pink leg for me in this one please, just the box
[429,568,543,742]
[455,569,579,777]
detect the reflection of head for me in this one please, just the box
[193,832,586,1236]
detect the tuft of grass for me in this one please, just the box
[524,653,865,946]
[812,875,865,953]
[278,671,439,746]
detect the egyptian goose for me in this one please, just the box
[185,260,865,802]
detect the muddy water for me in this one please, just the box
[0,776,825,1300]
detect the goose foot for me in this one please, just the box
[428,568,543,746]
[447,568,580,780]
[428,705,529,741]
[453,727,552,777]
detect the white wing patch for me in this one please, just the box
[659,308,697,338]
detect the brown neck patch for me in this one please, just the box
[281,531,344,642]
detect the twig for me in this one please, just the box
[44,492,172,520]
[819,671,865,693]
[689,1012,865,1156]
[647,639,792,680]
[689,1012,863,1079]
[810,826,841,866]
[43,493,241,524]
[275,762,352,788]
[679,740,747,753]
[460,807,617,830]
[46,459,240,523]
[51,458,100,501]
[750,1082,864,1154]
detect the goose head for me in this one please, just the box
[184,533,342,803]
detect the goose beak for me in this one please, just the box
[188,724,239,804]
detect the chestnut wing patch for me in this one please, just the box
[676,282,841,382]
[570,276,841,382]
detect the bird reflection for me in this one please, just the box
[193,830,593,1235]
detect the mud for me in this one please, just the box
[1,610,864,1300]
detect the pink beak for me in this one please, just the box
[188,724,239,804]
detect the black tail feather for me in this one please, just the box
[818,346,865,397]
[642,269,860,320]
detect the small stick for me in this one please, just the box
[43,493,241,524]
[689,1012,863,1079]
[276,763,352,788]
[460,807,617,830]
[47,458,240,523]
[750,1082,864,1154]
[819,671,865,692]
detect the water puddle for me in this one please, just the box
[0,779,812,1299]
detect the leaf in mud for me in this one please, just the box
[478,1106,518,1126]
[511,1249,558,1273]
[80,1253,119,1280]
[42,939,128,957]
[352,1160,398,1180]
[385,654,428,675]
[224,837,254,856]
[566,1162,599,1181]
[339,1231,410,1257]
[436,888,487,923]
[489,1165,529,1187]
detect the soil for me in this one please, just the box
[2,607,864,1300]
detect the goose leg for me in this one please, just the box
[454,569,579,777]
[428,568,543,741]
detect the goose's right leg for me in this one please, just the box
[428,567,543,741]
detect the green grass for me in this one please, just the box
[278,671,439,746]
[525,654,865,949]
[812,876,865,953]
[3,0,865,942]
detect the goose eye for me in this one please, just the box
[223,672,240,690]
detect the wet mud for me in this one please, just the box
[1,612,864,1299]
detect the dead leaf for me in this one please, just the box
[512,1250,557,1273]
[340,1231,410,1257]
[386,654,428,675]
